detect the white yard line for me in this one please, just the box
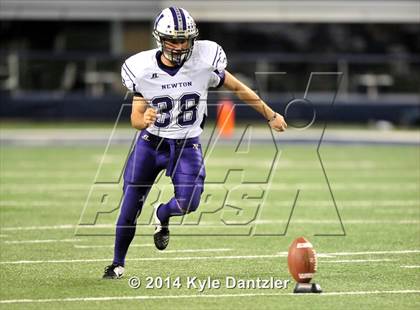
[74,244,154,249]
[134,219,419,226]
[0,224,117,231]
[400,265,420,269]
[0,201,84,207]
[2,212,419,232]
[0,255,283,265]
[73,245,231,254]
[4,154,418,166]
[0,290,419,304]
[1,183,418,191]
[277,250,420,257]
[321,259,395,263]
[161,248,232,254]
[0,251,417,265]
[1,172,94,177]
[322,250,420,256]
[4,239,81,244]
[215,219,420,225]
[1,199,418,208]
[314,290,420,296]
[1,224,77,231]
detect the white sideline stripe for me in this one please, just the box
[1,160,417,170]
[321,259,395,263]
[0,252,412,265]
[400,265,420,269]
[231,220,420,225]
[0,200,420,211]
[2,158,412,166]
[3,171,419,179]
[2,215,420,232]
[1,183,418,191]
[74,244,154,249]
[64,220,420,227]
[161,248,232,254]
[322,250,420,256]
[279,250,420,257]
[1,224,76,231]
[74,245,231,253]
[0,255,283,265]
[0,201,84,207]
[314,290,420,296]
[0,290,419,304]
[316,254,336,258]
[4,239,81,244]
[1,199,419,208]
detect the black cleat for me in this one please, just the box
[154,204,170,250]
[154,226,170,250]
[102,264,124,279]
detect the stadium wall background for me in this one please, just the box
[0,13,419,125]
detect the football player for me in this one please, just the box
[103,7,287,279]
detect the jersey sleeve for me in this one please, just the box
[121,61,143,96]
[208,43,228,88]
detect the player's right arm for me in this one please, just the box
[131,95,157,130]
[121,59,157,130]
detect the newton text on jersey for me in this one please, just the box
[162,81,193,90]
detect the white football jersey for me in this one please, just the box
[121,40,227,139]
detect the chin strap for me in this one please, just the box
[162,50,181,65]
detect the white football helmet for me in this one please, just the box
[153,7,199,65]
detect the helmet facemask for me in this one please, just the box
[154,32,198,66]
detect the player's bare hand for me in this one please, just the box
[144,108,157,127]
[269,113,287,132]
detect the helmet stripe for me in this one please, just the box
[169,7,179,31]
[154,13,164,30]
[179,8,187,31]
[173,7,184,31]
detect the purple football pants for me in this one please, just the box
[113,130,205,266]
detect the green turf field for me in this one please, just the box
[0,140,419,309]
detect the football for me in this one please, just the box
[287,237,318,283]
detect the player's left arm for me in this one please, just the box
[223,70,287,132]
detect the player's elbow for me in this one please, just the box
[224,79,240,93]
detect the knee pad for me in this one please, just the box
[118,183,148,226]
[122,182,151,205]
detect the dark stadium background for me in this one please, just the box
[0,0,419,126]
